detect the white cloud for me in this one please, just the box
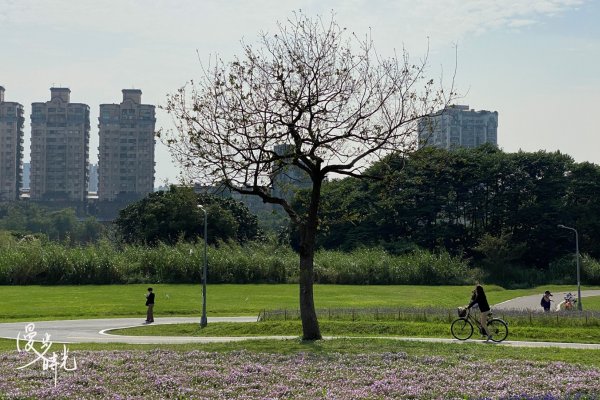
[506,19,538,28]
[1,0,586,40]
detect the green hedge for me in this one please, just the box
[0,238,473,286]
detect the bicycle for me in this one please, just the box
[451,307,508,342]
[563,293,577,311]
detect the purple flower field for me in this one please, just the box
[1,350,598,399]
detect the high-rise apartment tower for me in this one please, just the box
[418,105,498,150]
[271,143,311,202]
[30,88,90,201]
[98,89,155,201]
[88,163,98,192]
[0,86,25,201]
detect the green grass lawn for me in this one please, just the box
[1,284,599,321]
[110,320,600,344]
[582,295,600,310]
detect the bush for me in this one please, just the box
[582,254,600,284]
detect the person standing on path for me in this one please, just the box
[540,290,553,312]
[467,284,491,341]
[145,287,155,323]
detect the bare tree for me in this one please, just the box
[162,12,454,340]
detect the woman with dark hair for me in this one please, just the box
[467,284,491,341]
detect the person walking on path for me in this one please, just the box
[467,284,491,341]
[145,288,155,323]
[540,290,553,312]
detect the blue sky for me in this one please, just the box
[1,0,598,184]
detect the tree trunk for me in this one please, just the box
[299,241,321,340]
[298,178,323,341]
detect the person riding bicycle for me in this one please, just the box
[467,284,492,341]
[564,292,577,310]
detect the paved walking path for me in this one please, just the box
[0,317,262,345]
[493,290,600,312]
[1,314,600,349]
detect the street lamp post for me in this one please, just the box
[198,205,208,327]
[558,224,582,311]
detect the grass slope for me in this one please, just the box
[3,284,599,321]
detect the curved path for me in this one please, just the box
[1,315,599,350]
[1,290,599,349]
[494,290,600,312]
[0,317,264,345]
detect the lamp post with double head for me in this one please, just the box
[198,205,208,326]
[558,224,582,311]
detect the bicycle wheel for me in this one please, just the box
[487,319,508,342]
[451,318,473,340]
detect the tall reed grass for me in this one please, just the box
[0,238,473,286]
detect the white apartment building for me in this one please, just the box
[0,86,25,201]
[30,88,90,201]
[418,105,498,150]
[97,89,155,201]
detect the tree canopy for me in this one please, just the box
[114,186,262,246]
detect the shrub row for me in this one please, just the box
[0,239,474,285]
[313,248,476,285]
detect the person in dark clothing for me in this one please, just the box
[540,290,553,312]
[145,287,155,323]
[467,284,491,341]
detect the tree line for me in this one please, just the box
[310,144,600,284]
[0,202,104,244]
[0,186,263,247]
[3,147,600,288]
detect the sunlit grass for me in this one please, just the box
[1,284,599,322]
[582,295,600,310]
[109,320,600,344]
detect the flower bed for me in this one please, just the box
[1,350,598,399]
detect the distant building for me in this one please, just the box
[192,143,315,215]
[194,182,274,216]
[30,88,90,201]
[88,163,98,192]
[418,105,498,150]
[97,89,155,201]
[22,162,30,189]
[272,143,311,202]
[0,86,25,201]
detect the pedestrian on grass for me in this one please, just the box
[540,290,553,312]
[145,287,155,324]
[467,284,491,341]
